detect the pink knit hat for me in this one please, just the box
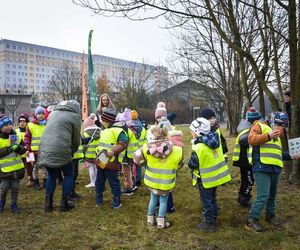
[83,113,96,129]
[155,102,167,119]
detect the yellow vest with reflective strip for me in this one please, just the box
[254,122,283,168]
[83,132,100,160]
[232,129,252,163]
[124,128,139,159]
[95,127,125,163]
[28,123,45,151]
[192,142,231,188]
[16,128,26,158]
[0,136,24,173]
[142,144,182,191]
[73,145,84,159]
[138,128,147,147]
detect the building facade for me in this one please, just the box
[0,39,164,100]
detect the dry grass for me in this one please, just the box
[1,125,300,250]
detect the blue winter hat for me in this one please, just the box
[246,107,261,124]
[0,114,13,129]
[35,106,45,116]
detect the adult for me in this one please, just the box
[37,100,81,212]
[96,93,115,115]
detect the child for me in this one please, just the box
[134,124,183,229]
[188,117,231,232]
[24,106,47,190]
[82,113,101,188]
[245,111,298,232]
[0,114,26,213]
[232,108,261,207]
[15,114,33,187]
[95,109,128,209]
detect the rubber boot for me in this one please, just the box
[147,214,155,226]
[0,199,6,212]
[44,194,54,212]
[10,203,20,214]
[60,194,75,212]
[33,179,40,190]
[156,217,171,229]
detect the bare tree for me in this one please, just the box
[43,63,82,103]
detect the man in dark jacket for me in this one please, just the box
[38,100,81,212]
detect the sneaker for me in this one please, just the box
[110,203,122,209]
[10,204,20,214]
[132,185,138,192]
[85,183,95,188]
[245,219,265,232]
[167,207,175,214]
[196,221,217,232]
[122,189,134,196]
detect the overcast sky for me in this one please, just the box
[1,0,173,65]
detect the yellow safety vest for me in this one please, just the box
[73,145,84,159]
[16,128,26,158]
[27,123,45,151]
[124,128,139,159]
[253,122,283,168]
[232,129,252,163]
[143,144,183,191]
[138,128,147,147]
[95,127,125,163]
[0,136,24,173]
[83,131,101,160]
[192,142,231,188]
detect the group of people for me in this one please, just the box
[0,92,298,233]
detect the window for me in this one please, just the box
[8,98,16,105]
[6,64,10,68]
[6,44,10,49]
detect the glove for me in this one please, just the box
[11,144,19,152]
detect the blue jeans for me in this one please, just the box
[249,172,280,220]
[95,168,121,203]
[148,192,169,218]
[198,182,218,224]
[45,162,73,195]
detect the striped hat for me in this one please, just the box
[246,107,261,124]
[101,109,117,123]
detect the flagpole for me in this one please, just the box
[81,50,88,120]
[88,30,98,113]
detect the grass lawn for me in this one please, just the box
[1,125,300,250]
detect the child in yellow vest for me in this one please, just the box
[134,124,184,229]
[24,106,47,190]
[188,117,231,232]
[0,114,26,213]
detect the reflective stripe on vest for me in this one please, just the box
[257,122,283,168]
[232,129,252,163]
[16,128,26,158]
[96,127,125,163]
[0,137,24,173]
[73,145,84,159]
[28,123,45,151]
[192,142,231,188]
[143,145,183,191]
[85,140,100,160]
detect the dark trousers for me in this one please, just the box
[45,162,73,195]
[239,166,254,202]
[95,168,121,198]
[0,178,20,204]
[72,159,79,193]
[198,182,218,224]
[22,158,33,181]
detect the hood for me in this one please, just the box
[237,119,252,133]
[54,100,80,114]
[83,126,101,139]
[127,119,143,139]
[194,131,220,149]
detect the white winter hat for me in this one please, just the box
[189,117,211,136]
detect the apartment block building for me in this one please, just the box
[0,39,165,99]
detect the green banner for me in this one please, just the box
[88,30,98,113]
